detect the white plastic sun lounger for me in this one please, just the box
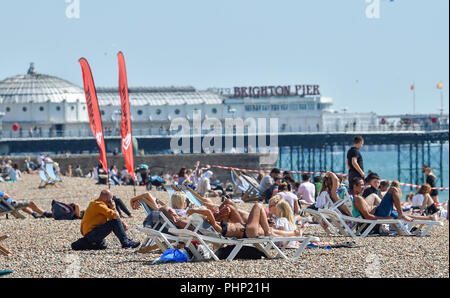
[403,219,443,237]
[136,196,185,253]
[318,208,409,238]
[304,193,410,238]
[169,214,319,261]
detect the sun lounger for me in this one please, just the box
[169,213,320,261]
[38,169,56,189]
[179,186,205,207]
[319,208,409,238]
[0,198,26,220]
[230,169,261,202]
[45,162,63,183]
[0,234,10,256]
[137,203,185,253]
[302,192,404,237]
[403,219,444,237]
[305,193,442,238]
[135,194,196,254]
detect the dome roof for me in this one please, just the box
[0,63,84,105]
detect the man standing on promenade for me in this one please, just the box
[71,189,139,250]
[347,136,365,184]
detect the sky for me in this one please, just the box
[0,0,448,115]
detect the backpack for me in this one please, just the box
[51,200,75,220]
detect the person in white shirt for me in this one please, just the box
[412,184,440,216]
[197,170,219,198]
[277,182,300,219]
[272,200,302,248]
[297,173,316,207]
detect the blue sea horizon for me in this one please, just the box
[279,142,449,203]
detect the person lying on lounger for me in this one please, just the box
[411,184,440,216]
[349,177,439,222]
[130,193,303,238]
[306,172,353,217]
[181,203,304,239]
[0,191,52,219]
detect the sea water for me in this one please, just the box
[278,142,449,203]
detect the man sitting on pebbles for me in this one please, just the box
[0,190,52,219]
[71,189,140,251]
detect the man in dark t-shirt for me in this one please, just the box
[347,136,365,184]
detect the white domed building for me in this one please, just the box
[0,63,378,141]
[0,63,88,138]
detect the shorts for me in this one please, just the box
[374,194,398,219]
[425,204,439,216]
[11,201,30,210]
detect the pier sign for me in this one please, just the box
[233,84,320,98]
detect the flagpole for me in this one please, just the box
[413,81,416,114]
[440,88,444,125]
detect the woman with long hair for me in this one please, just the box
[273,200,301,248]
[412,184,440,216]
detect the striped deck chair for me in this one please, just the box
[45,163,63,183]
[0,197,26,220]
[230,169,261,202]
[0,234,10,256]
[38,169,56,189]
[178,185,203,207]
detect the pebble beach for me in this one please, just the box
[1,174,448,278]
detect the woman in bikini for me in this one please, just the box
[186,203,303,239]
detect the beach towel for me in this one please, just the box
[307,241,358,250]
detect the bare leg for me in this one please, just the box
[431,195,439,206]
[246,203,301,237]
[28,201,46,215]
[21,207,33,215]
[246,203,271,237]
[130,192,161,210]
[74,204,81,218]
[365,193,381,210]
[409,213,439,221]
